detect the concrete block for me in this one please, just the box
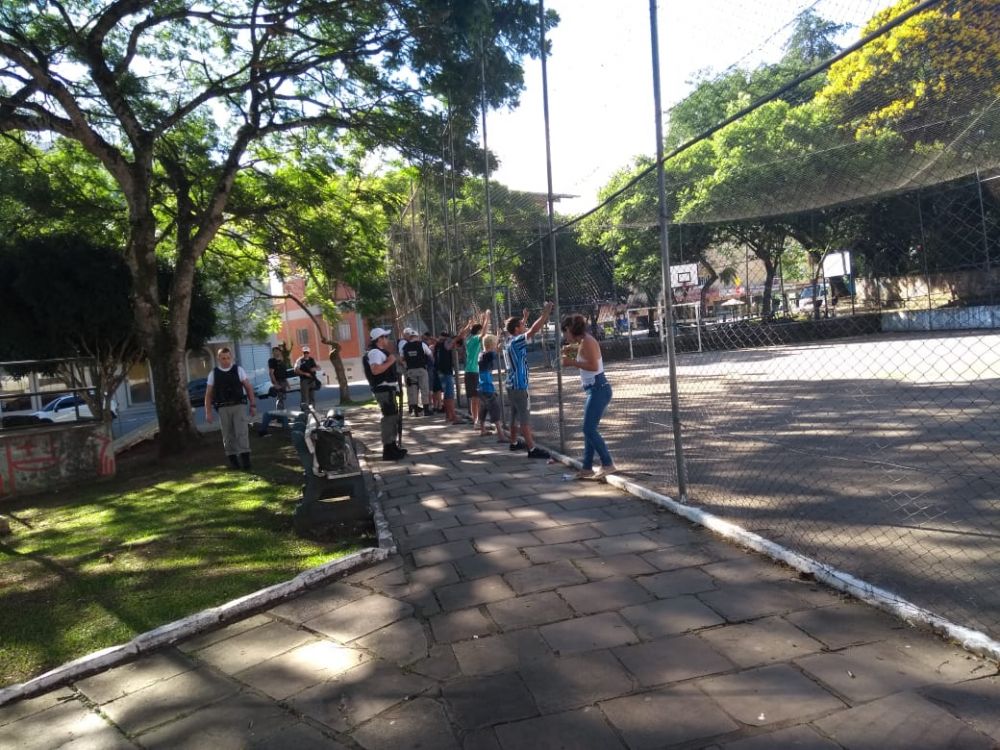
[442,672,537,731]
[235,640,370,700]
[134,691,295,748]
[473,532,543,553]
[305,594,412,643]
[0,699,122,750]
[524,541,594,564]
[584,533,660,557]
[435,575,516,611]
[574,553,657,581]
[504,560,587,595]
[453,547,532,580]
[533,523,603,546]
[290,660,433,733]
[430,607,498,644]
[539,612,638,655]
[922,675,1000,743]
[411,540,477,567]
[620,596,724,639]
[496,707,626,750]
[177,614,273,653]
[640,545,715,572]
[351,697,459,750]
[452,629,551,676]
[601,683,740,749]
[722,725,841,749]
[487,592,574,630]
[76,651,195,705]
[635,568,716,599]
[698,583,810,622]
[698,616,825,668]
[614,634,733,687]
[558,577,653,615]
[698,664,844,726]
[813,691,996,749]
[194,620,316,674]
[519,650,633,713]
[267,582,368,624]
[355,618,429,667]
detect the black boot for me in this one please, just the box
[413,405,422,416]
[382,444,407,460]
[228,454,240,470]
[239,452,251,470]
[423,405,432,416]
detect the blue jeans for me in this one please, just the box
[581,375,613,470]
[439,372,455,399]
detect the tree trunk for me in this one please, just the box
[327,341,354,403]
[761,257,777,320]
[150,331,199,454]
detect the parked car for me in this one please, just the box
[254,374,301,400]
[797,284,829,314]
[31,394,117,423]
[187,378,208,407]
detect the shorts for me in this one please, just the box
[479,391,501,425]
[464,372,479,398]
[508,389,530,428]
[431,368,441,393]
[439,372,455,400]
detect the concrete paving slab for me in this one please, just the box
[267,582,369,623]
[922,675,1000,742]
[234,640,370,700]
[813,690,996,749]
[639,544,717,571]
[473,532,543,553]
[405,561,461,588]
[523,541,594,564]
[350,697,460,750]
[0,686,75,728]
[409,644,461,681]
[533,523,603,545]
[600,683,740,749]
[495,706,626,750]
[613,634,734,687]
[135,691,295,749]
[698,664,845,727]
[635,567,717,598]
[573,552,658,580]
[784,601,906,650]
[354,617,428,666]
[252,721,350,749]
[98,667,239,736]
[698,616,826,668]
[177,614,273,653]
[411,540,478,567]
[194,620,316,674]
[504,560,588,595]
[557,577,653,615]
[443,522,503,541]
[698,582,812,622]
[722,724,841,749]
[590,515,659,537]
[487,591,575,630]
[540,612,639,655]
[435,575,516,611]
[442,672,537,731]
[430,607,499,643]
[290,660,433,733]
[0,698,125,750]
[76,651,195,705]
[453,547,532,580]
[452,629,551,676]
[518,650,634,713]
[583,533,661,557]
[620,595,725,639]
[305,594,412,643]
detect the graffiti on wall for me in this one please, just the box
[0,424,115,498]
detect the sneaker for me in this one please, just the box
[526,447,549,459]
[509,441,527,451]
[573,469,596,480]
[592,464,618,479]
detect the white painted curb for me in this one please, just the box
[542,445,1000,664]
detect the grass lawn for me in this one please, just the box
[0,428,374,687]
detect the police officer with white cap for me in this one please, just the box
[363,327,407,460]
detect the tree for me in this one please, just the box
[0,235,214,421]
[0,1,548,454]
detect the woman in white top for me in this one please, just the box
[560,314,616,479]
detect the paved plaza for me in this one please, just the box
[1,415,998,749]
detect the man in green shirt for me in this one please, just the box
[459,310,490,426]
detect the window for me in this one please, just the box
[296,329,310,346]
[338,322,352,341]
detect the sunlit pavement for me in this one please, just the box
[2,412,998,749]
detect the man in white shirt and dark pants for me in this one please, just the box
[204,346,256,470]
[364,328,408,461]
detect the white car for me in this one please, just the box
[32,394,118,423]
[254,375,302,400]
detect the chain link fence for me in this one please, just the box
[385,0,1000,643]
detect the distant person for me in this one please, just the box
[363,328,407,460]
[294,345,320,409]
[204,347,256,470]
[434,330,458,424]
[503,302,554,459]
[477,334,508,442]
[266,346,289,410]
[400,328,432,416]
[561,313,616,479]
[460,310,489,427]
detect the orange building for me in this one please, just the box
[271,278,370,384]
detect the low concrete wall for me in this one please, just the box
[881,305,1000,332]
[0,422,115,499]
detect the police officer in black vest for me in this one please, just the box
[400,328,432,416]
[364,328,407,460]
[204,346,256,469]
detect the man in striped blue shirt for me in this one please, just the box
[503,301,554,459]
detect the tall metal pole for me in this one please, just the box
[648,0,688,502]
[481,40,504,417]
[539,0,566,452]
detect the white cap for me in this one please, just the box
[301,345,310,352]
[402,327,416,337]
[370,327,392,340]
